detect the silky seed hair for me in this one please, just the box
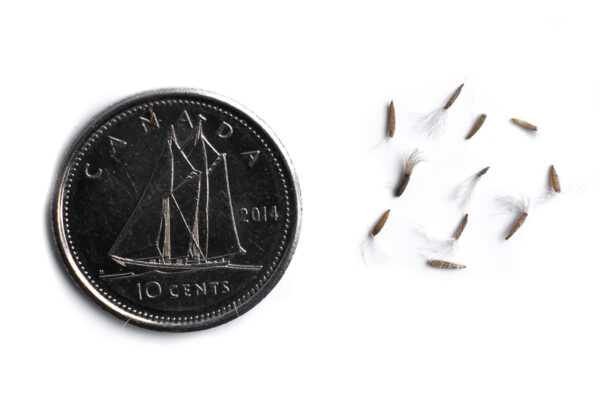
[466,114,487,139]
[511,118,537,131]
[453,213,469,240]
[442,83,464,111]
[370,209,390,237]
[421,109,448,138]
[428,259,466,269]
[418,235,458,258]
[405,149,424,175]
[549,165,561,193]
[450,166,490,208]
[497,195,530,214]
[388,101,396,138]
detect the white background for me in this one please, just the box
[1,1,600,399]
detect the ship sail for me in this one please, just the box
[205,154,245,259]
[109,124,245,272]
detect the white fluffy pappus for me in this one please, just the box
[450,167,490,209]
[361,234,392,267]
[416,223,460,260]
[496,195,530,214]
[419,107,449,138]
[404,148,425,175]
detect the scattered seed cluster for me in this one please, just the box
[368,83,561,270]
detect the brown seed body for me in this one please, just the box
[476,166,491,178]
[466,114,487,139]
[505,212,528,240]
[428,259,466,269]
[442,83,464,111]
[370,209,390,237]
[511,118,537,131]
[453,213,469,240]
[394,173,411,197]
[388,101,396,138]
[550,165,561,193]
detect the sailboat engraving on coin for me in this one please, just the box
[108,124,261,273]
[51,89,301,331]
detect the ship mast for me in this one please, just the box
[189,172,202,262]
[161,126,176,262]
[189,119,208,263]
[161,197,171,261]
[201,130,210,259]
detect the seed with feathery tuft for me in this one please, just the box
[394,149,423,197]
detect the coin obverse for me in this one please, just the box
[52,89,301,331]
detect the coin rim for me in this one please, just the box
[51,88,302,332]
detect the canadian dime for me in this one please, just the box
[52,89,301,331]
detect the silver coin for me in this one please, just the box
[52,89,301,331]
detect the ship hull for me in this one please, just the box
[119,259,230,274]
